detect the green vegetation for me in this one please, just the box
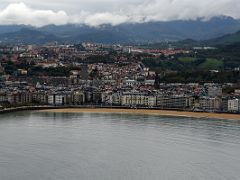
[157,70,240,83]
[178,57,196,63]
[29,66,71,77]
[142,56,223,72]
[199,58,224,70]
[4,61,17,75]
[142,43,240,83]
[207,31,240,45]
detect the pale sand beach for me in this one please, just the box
[40,108,240,120]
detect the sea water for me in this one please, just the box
[0,111,240,180]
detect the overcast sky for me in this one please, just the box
[0,0,240,27]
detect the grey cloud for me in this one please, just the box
[0,3,69,27]
[0,0,240,27]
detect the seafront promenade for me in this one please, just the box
[0,105,240,120]
[0,105,173,114]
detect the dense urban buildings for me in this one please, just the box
[0,43,239,113]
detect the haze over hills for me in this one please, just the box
[0,28,59,44]
[170,30,240,48]
[206,30,240,45]
[0,17,240,44]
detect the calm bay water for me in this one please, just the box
[0,111,240,180]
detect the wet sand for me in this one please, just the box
[40,108,240,120]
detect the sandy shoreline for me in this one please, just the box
[39,108,240,120]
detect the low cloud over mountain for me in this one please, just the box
[0,1,240,27]
[1,17,240,44]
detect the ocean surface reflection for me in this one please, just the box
[0,111,240,180]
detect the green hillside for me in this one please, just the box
[199,58,224,70]
[142,43,240,83]
[207,31,240,45]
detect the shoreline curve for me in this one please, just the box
[39,108,240,120]
[1,106,240,120]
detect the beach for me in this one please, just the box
[40,108,240,120]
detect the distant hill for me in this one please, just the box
[0,16,240,44]
[161,31,240,48]
[205,31,240,45]
[0,28,59,44]
[0,25,29,34]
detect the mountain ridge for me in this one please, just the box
[0,16,240,44]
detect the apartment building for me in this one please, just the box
[228,99,240,113]
[199,97,222,112]
[208,86,222,97]
[121,92,156,107]
[157,95,194,109]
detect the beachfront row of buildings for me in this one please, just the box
[0,87,240,113]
